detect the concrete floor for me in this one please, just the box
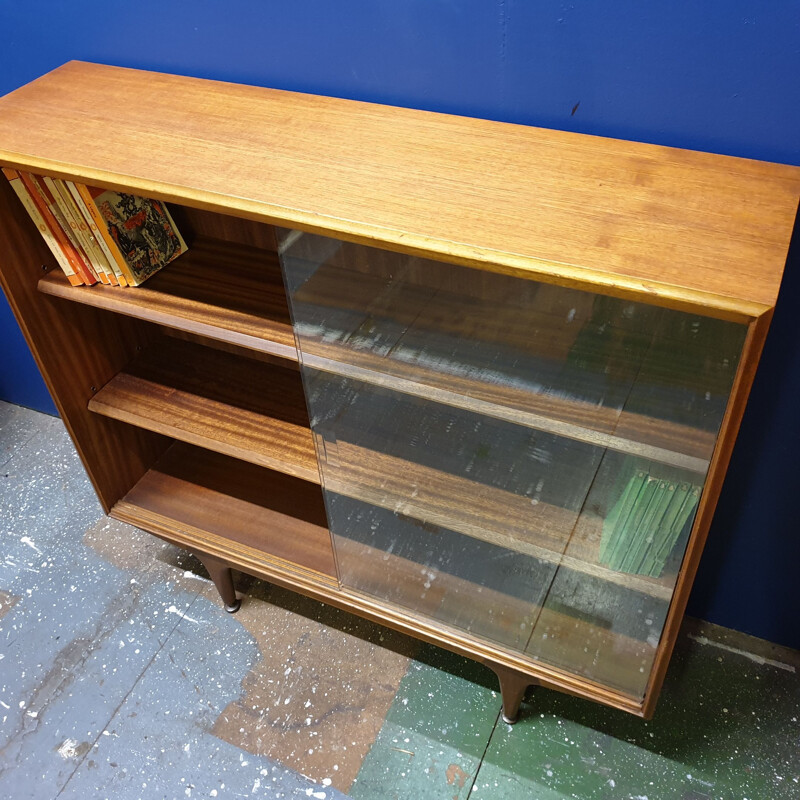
[0,400,798,799]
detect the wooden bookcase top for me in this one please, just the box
[1,60,798,320]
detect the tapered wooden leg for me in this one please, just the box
[490,665,536,724]
[195,553,241,613]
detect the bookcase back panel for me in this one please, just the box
[173,206,278,253]
[279,229,747,700]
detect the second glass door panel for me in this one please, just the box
[278,229,745,700]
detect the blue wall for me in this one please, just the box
[2,2,799,648]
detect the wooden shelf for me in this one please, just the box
[38,237,298,360]
[116,438,656,697]
[89,337,672,599]
[112,443,336,580]
[327,440,674,601]
[289,258,716,473]
[302,348,710,475]
[89,338,318,483]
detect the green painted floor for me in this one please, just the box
[1,401,798,799]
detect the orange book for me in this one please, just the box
[42,175,105,284]
[28,173,97,284]
[48,177,114,284]
[21,172,97,286]
[68,181,127,286]
[18,171,96,285]
[3,168,82,286]
[73,182,129,286]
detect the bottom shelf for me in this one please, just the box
[112,443,337,581]
[110,440,654,709]
[336,535,656,698]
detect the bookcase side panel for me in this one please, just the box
[0,176,170,510]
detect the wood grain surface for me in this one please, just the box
[118,443,336,578]
[38,236,297,359]
[2,61,798,320]
[88,338,318,482]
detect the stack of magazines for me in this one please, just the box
[3,168,187,287]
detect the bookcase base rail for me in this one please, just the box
[124,512,651,719]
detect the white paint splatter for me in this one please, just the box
[20,536,42,555]
[166,605,199,624]
[687,633,796,672]
[57,738,80,759]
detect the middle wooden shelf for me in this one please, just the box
[88,334,676,600]
[89,336,318,482]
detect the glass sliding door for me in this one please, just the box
[278,229,746,699]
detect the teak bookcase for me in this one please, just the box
[1,62,798,721]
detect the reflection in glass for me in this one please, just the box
[279,229,746,699]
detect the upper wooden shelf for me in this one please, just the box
[3,61,799,321]
[38,237,297,359]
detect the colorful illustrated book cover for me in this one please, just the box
[90,189,188,285]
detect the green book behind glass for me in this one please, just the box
[622,478,676,574]
[600,463,701,578]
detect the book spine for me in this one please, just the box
[55,180,118,286]
[44,176,108,284]
[600,469,645,569]
[18,171,95,285]
[55,178,118,285]
[73,182,129,286]
[23,173,97,285]
[621,478,673,575]
[2,167,82,286]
